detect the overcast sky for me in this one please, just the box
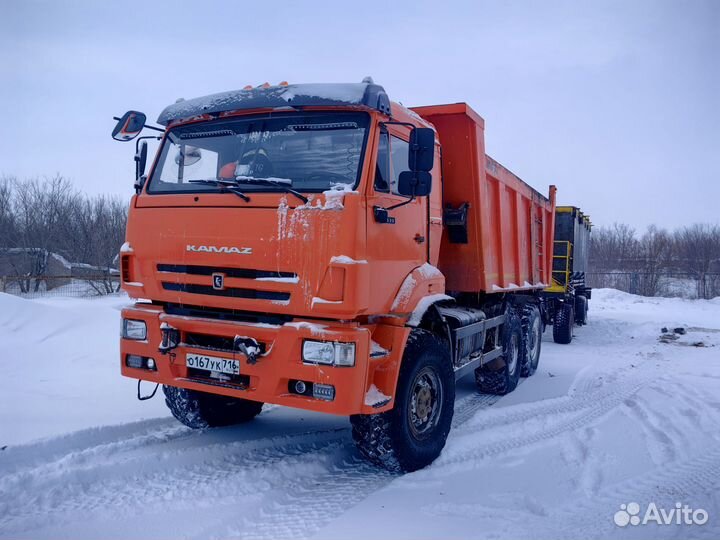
[1,0,718,230]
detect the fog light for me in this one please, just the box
[126,354,144,369]
[313,383,335,401]
[125,355,156,371]
[295,380,307,394]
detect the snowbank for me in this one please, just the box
[0,293,168,446]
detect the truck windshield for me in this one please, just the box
[147,112,370,194]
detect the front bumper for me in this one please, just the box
[120,304,403,415]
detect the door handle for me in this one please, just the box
[414,234,425,244]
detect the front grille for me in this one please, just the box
[157,264,296,280]
[164,302,292,325]
[162,282,290,301]
[185,332,267,355]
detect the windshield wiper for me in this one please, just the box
[234,176,309,204]
[188,179,250,202]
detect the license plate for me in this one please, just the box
[186,353,240,375]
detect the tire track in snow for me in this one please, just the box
[193,390,508,540]
[434,378,648,472]
[544,447,720,540]
[195,374,657,539]
[0,429,348,536]
[0,388,501,538]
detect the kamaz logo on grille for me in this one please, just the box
[186,245,252,255]
[212,273,225,290]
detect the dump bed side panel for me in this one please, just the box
[412,103,556,294]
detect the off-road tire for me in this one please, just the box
[350,330,455,473]
[521,304,542,377]
[163,385,263,428]
[475,310,522,395]
[575,295,588,326]
[553,302,574,344]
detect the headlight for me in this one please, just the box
[122,319,147,340]
[302,340,355,367]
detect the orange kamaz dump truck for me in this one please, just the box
[112,80,556,471]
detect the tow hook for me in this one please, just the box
[158,322,180,355]
[234,336,261,365]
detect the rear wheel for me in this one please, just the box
[163,385,263,428]
[350,330,455,472]
[521,304,542,377]
[575,295,588,325]
[553,302,574,344]
[475,310,522,395]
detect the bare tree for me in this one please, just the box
[589,223,639,271]
[674,224,720,299]
[0,176,128,295]
[637,225,671,296]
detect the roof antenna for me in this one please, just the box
[362,76,374,84]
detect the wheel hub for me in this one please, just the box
[408,367,444,440]
[415,385,432,420]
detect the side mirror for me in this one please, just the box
[135,140,148,180]
[397,170,432,197]
[408,127,435,172]
[112,111,146,141]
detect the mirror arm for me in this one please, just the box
[385,193,415,211]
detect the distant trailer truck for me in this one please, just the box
[112,80,558,471]
[542,206,592,344]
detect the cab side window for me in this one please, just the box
[374,130,390,192]
[389,136,409,194]
[374,132,409,195]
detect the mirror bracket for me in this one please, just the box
[134,175,147,195]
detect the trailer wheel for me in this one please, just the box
[475,310,522,395]
[575,295,588,326]
[163,385,263,428]
[552,302,574,344]
[521,305,542,377]
[350,330,454,473]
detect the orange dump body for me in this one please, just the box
[412,103,556,293]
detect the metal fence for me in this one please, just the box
[586,272,720,299]
[0,275,122,299]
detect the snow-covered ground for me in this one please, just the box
[1,290,719,539]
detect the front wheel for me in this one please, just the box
[163,386,263,429]
[350,330,455,472]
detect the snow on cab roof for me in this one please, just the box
[157,82,392,126]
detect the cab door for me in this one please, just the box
[365,125,428,313]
